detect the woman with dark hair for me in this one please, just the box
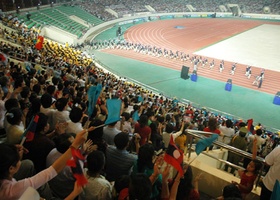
[87,119,107,154]
[150,122,163,151]
[81,150,112,200]
[0,129,87,200]
[134,115,151,146]
[176,164,200,200]
[132,143,162,199]
[203,117,221,135]
[129,173,152,200]
[23,113,55,172]
[6,107,24,144]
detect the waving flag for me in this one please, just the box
[0,52,8,65]
[247,119,255,134]
[195,134,218,155]
[137,96,143,103]
[132,110,139,122]
[20,115,39,144]
[164,135,184,176]
[87,83,102,117]
[35,36,44,50]
[67,147,88,187]
[105,99,122,125]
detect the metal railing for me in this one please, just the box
[186,130,265,189]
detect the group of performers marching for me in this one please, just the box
[90,39,266,88]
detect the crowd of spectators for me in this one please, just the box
[1,7,280,200]
[76,0,279,18]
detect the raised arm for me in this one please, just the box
[252,137,257,160]
[52,129,87,173]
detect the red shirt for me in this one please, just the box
[239,172,257,194]
[134,123,151,146]
[203,127,221,135]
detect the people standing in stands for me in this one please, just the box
[162,121,185,149]
[203,117,221,150]
[219,119,235,145]
[243,129,266,169]
[203,117,221,135]
[232,137,261,199]
[224,127,247,174]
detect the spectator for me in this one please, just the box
[5,107,24,144]
[243,129,266,168]
[52,97,70,126]
[105,132,137,182]
[46,133,75,199]
[40,93,55,131]
[260,145,280,200]
[132,143,162,199]
[134,115,151,146]
[163,121,185,149]
[0,129,86,200]
[219,119,235,145]
[102,121,121,145]
[65,106,83,135]
[23,113,55,172]
[224,127,247,174]
[81,150,112,200]
[176,164,200,200]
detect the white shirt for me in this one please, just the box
[65,121,83,134]
[52,110,70,126]
[263,146,280,191]
[219,126,235,144]
[40,106,55,130]
[248,134,266,152]
[162,130,182,148]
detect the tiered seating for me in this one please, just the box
[17,7,92,37]
[56,6,104,26]
[40,8,88,37]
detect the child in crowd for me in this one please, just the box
[232,138,261,199]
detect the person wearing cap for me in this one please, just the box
[224,127,247,174]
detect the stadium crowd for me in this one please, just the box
[76,0,280,20]
[1,5,280,200]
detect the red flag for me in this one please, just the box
[247,119,255,134]
[35,36,44,50]
[67,147,88,187]
[164,135,184,176]
[20,115,39,144]
[0,52,8,65]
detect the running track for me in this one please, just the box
[102,18,280,95]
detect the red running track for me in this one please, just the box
[102,18,280,95]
